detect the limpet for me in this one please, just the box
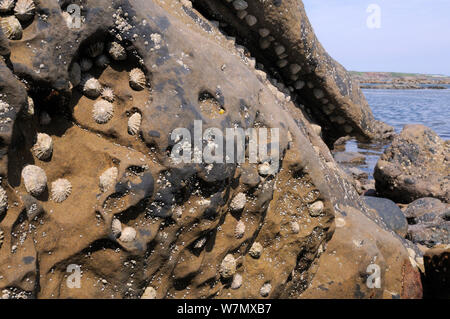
[129,68,146,91]
[21,165,47,197]
[127,113,141,135]
[99,167,118,192]
[50,178,72,203]
[32,133,53,160]
[92,100,114,124]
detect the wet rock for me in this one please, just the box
[334,152,366,165]
[404,197,450,225]
[374,125,449,203]
[300,205,423,299]
[362,196,408,238]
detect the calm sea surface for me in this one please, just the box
[345,87,450,179]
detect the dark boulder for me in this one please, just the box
[374,125,449,204]
[362,196,408,237]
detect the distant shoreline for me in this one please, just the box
[360,83,447,90]
[351,71,450,90]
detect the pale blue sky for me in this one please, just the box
[302,0,450,75]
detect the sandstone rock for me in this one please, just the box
[374,125,449,203]
[0,0,419,300]
[300,205,422,299]
[362,196,408,238]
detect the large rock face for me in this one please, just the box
[0,0,418,299]
[374,125,450,204]
[193,0,394,145]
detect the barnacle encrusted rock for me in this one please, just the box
[374,124,449,203]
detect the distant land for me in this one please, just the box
[351,72,450,90]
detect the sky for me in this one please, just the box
[302,0,450,75]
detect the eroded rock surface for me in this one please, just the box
[193,0,394,145]
[375,125,450,204]
[0,0,419,299]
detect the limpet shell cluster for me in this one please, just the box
[231,273,243,290]
[260,283,272,297]
[0,0,36,40]
[309,200,324,217]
